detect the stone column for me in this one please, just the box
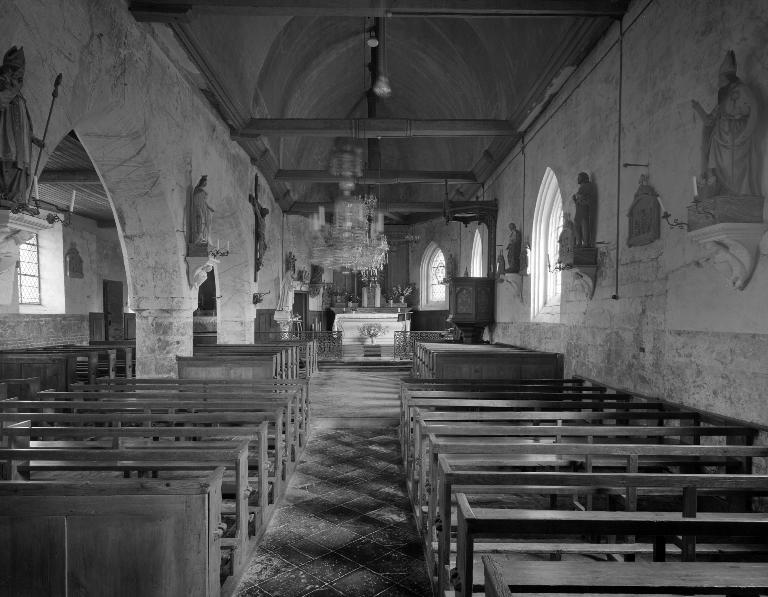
[131,298,196,378]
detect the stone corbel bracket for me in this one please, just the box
[185,255,218,292]
[689,222,767,291]
[571,265,597,299]
[498,273,524,301]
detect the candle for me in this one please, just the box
[377,212,384,233]
[69,189,76,212]
[319,205,325,223]
[33,176,40,200]
[217,239,220,250]
[692,176,698,198]
[656,194,665,214]
[226,241,229,252]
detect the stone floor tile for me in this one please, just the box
[335,538,395,567]
[236,549,295,588]
[366,505,413,526]
[294,538,334,561]
[326,567,392,597]
[257,568,325,597]
[372,585,421,596]
[301,586,344,597]
[266,543,315,567]
[342,494,388,514]
[305,524,361,550]
[313,504,364,525]
[298,551,360,583]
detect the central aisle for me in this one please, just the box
[234,367,432,597]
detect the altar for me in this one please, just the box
[331,307,412,358]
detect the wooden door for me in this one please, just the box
[103,280,124,341]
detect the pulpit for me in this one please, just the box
[448,277,494,343]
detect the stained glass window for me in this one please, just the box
[429,249,446,302]
[17,234,41,304]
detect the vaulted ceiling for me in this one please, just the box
[130,1,627,223]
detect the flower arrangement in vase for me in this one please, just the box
[359,322,385,344]
[391,284,415,304]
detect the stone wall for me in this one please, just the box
[483,0,768,426]
[0,314,88,349]
[63,216,127,315]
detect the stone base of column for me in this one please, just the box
[134,307,194,377]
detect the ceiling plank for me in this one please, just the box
[235,118,516,138]
[39,170,102,184]
[130,1,628,19]
[275,169,476,184]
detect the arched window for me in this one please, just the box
[470,228,483,277]
[420,242,447,308]
[531,167,563,321]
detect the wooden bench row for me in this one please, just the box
[0,378,312,596]
[397,371,768,597]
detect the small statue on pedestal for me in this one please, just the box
[189,175,214,248]
[572,172,597,248]
[691,50,762,199]
[558,212,575,266]
[505,222,522,273]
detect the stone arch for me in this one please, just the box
[531,167,563,322]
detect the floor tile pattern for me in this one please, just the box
[235,428,432,597]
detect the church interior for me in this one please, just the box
[1,1,768,596]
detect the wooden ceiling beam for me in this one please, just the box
[288,201,444,214]
[235,118,516,138]
[130,1,628,19]
[275,169,476,184]
[39,170,102,184]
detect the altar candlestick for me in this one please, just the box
[692,176,698,198]
[69,189,76,212]
[33,176,40,200]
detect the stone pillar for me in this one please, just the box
[132,298,196,378]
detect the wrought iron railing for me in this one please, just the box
[254,330,343,361]
[393,330,456,360]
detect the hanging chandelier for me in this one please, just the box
[311,195,389,273]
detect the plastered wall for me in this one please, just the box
[480,0,768,427]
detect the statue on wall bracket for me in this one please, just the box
[187,175,214,257]
[688,50,766,291]
[627,174,661,246]
[0,46,44,215]
[504,222,522,273]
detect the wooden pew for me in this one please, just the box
[436,464,768,595]
[188,344,300,379]
[88,340,136,377]
[399,389,635,467]
[407,408,705,526]
[0,469,226,596]
[0,377,40,399]
[0,354,76,391]
[0,346,117,383]
[1,443,260,588]
[479,511,768,597]
[412,343,564,380]
[71,379,312,447]
[1,399,292,489]
[34,387,304,464]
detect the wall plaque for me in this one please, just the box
[627,175,660,246]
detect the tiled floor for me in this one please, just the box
[234,427,433,597]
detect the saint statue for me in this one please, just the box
[692,50,762,198]
[572,172,597,248]
[249,191,269,280]
[277,269,295,312]
[190,175,214,246]
[0,46,41,212]
[505,222,522,273]
[558,212,575,266]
